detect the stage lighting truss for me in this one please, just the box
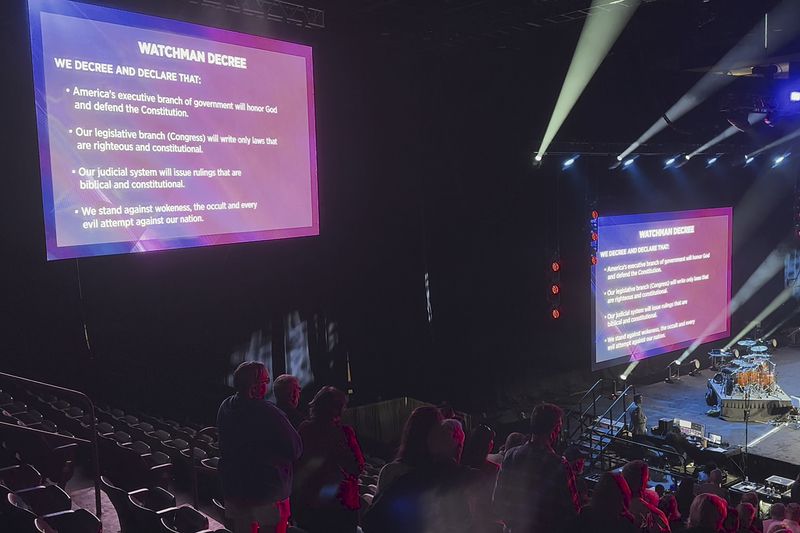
[186,0,325,28]
[589,208,600,265]
[721,93,776,131]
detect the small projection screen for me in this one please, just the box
[28,0,318,260]
[592,208,732,370]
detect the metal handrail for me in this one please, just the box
[565,379,605,442]
[0,372,101,518]
[606,434,689,474]
[591,384,635,469]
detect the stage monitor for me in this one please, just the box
[707,433,722,445]
[28,0,318,260]
[674,418,704,439]
[592,208,732,369]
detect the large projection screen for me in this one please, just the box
[29,0,318,260]
[592,208,732,370]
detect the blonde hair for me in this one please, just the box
[688,493,727,529]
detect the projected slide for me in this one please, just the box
[592,208,732,370]
[29,0,318,260]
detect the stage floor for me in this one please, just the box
[640,346,800,466]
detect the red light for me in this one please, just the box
[591,256,598,266]
[551,309,561,319]
[591,210,599,220]
[551,261,561,272]
[551,284,560,295]
[591,232,599,241]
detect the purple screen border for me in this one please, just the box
[28,0,319,260]
[591,207,733,371]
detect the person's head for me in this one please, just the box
[428,419,465,463]
[461,424,496,469]
[740,491,758,508]
[503,432,527,453]
[273,374,301,408]
[677,477,696,500]
[309,386,348,423]
[658,494,681,521]
[634,394,643,405]
[233,361,269,400]
[530,403,563,446]
[622,460,649,497]
[786,503,800,523]
[737,503,756,529]
[723,506,739,533]
[770,503,786,520]
[590,472,632,519]
[709,468,724,486]
[688,493,728,529]
[563,446,586,475]
[655,484,665,497]
[396,406,444,466]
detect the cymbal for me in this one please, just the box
[738,340,757,347]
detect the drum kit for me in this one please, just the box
[710,339,777,397]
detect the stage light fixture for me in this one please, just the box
[707,156,718,165]
[534,154,543,162]
[791,91,800,102]
[665,157,676,166]
[623,158,635,167]
[745,156,755,165]
[551,261,561,273]
[591,255,598,266]
[773,154,788,167]
[591,210,599,220]
[551,308,561,320]
[619,373,627,381]
[551,284,560,295]
[591,231,599,241]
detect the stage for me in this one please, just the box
[639,346,800,466]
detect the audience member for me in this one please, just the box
[487,432,527,465]
[740,492,762,532]
[621,460,670,533]
[577,472,638,533]
[377,405,443,493]
[677,478,698,519]
[697,469,729,501]
[273,374,306,428]
[737,502,759,533]
[656,484,666,498]
[493,403,580,533]
[792,474,800,505]
[764,503,786,533]
[686,493,728,533]
[217,361,303,533]
[363,419,472,533]
[659,493,683,531]
[461,424,501,528]
[292,386,365,533]
[766,503,800,533]
[724,506,740,533]
[564,446,589,506]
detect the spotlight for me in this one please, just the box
[791,91,800,102]
[563,158,575,168]
[616,154,623,161]
[770,338,779,348]
[591,255,598,266]
[684,155,691,160]
[591,231,599,241]
[591,210,599,220]
[773,153,788,167]
[665,157,676,166]
[745,156,755,165]
[707,156,718,165]
[619,373,627,381]
[623,158,635,167]
[551,308,561,320]
[551,284,560,295]
[551,261,561,272]
[534,154,543,162]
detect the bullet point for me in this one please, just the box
[74,209,79,214]
[71,170,75,174]
[68,129,72,134]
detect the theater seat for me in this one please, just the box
[101,475,148,533]
[129,484,178,532]
[14,484,72,515]
[0,464,43,491]
[35,508,102,533]
[159,505,209,533]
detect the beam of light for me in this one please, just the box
[536,0,641,159]
[623,157,635,167]
[748,424,784,448]
[745,156,755,165]
[620,360,640,381]
[676,247,787,363]
[686,114,766,160]
[707,156,718,165]
[748,126,800,158]
[723,286,795,351]
[617,0,800,161]
[773,153,789,167]
[761,304,800,339]
[665,157,676,166]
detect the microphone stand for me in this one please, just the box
[743,386,750,481]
